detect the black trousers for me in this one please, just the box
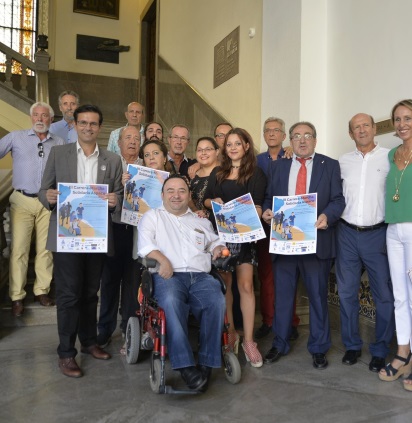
[53,252,105,358]
[98,223,141,337]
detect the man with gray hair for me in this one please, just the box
[0,102,64,316]
[50,90,80,143]
[97,125,143,350]
[167,124,196,178]
[255,117,300,340]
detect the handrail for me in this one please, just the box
[0,40,50,103]
[0,41,36,70]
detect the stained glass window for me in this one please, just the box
[0,0,38,74]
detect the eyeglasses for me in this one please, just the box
[76,120,99,128]
[196,147,216,153]
[291,133,314,141]
[169,135,189,142]
[264,128,284,134]
[37,142,44,158]
[215,133,226,139]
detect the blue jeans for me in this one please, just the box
[153,272,225,369]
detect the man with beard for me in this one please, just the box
[0,102,64,316]
[144,121,164,142]
[50,91,80,144]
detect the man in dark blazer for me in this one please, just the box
[39,104,123,378]
[262,121,345,369]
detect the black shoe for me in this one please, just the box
[313,353,328,370]
[179,366,207,390]
[254,323,272,340]
[96,334,112,349]
[369,356,385,373]
[342,350,361,365]
[264,347,283,364]
[197,365,212,393]
[289,326,299,341]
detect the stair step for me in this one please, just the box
[1,302,57,327]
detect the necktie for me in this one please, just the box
[295,157,309,195]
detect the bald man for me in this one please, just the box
[336,113,394,373]
[107,102,145,154]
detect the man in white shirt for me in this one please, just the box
[39,104,123,378]
[138,174,226,391]
[337,113,395,372]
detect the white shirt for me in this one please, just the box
[288,153,315,195]
[339,144,389,226]
[138,205,225,273]
[76,141,99,184]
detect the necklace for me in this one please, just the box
[231,165,240,169]
[395,145,412,164]
[393,147,412,202]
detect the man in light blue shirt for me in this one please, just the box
[107,102,145,154]
[0,102,64,316]
[49,90,80,144]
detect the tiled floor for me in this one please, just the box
[1,320,411,423]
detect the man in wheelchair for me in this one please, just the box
[137,174,227,391]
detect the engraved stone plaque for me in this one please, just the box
[214,26,240,88]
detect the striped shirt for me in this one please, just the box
[0,129,64,194]
[107,124,145,154]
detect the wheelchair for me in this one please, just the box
[125,255,242,394]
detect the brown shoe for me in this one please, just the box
[11,300,24,317]
[58,357,83,378]
[81,345,111,360]
[34,294,55,306]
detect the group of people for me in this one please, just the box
[1,91,412,393]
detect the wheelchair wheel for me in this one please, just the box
[150,357,162,393]
[126,317,141,364]
[223,351,241,384]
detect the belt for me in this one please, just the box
[16,189,38,198]
[340,218,387,232]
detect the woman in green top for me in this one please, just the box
[379,99,412,392]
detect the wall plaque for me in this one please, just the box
[376,119,394,136]
[76,35,119,64]
[214,26,239,88]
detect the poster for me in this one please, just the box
[121,164,169,226]
[211,193,266,243]
[269,193,317,255]
[57,183,108,253]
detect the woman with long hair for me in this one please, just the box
[189,136,220,217]
[203,128,267,367]
[379,99,412,391]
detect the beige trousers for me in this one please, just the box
[9,190,53,301]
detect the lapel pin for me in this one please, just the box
[100,165,107,171]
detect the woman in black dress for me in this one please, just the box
[204,128,267,367]
[189,136,220,217]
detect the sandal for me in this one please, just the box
[404,374,412,392]
[379,352,412,382]
[227,332,240,354]
[242,340,263,368]
[120,341,126,356]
